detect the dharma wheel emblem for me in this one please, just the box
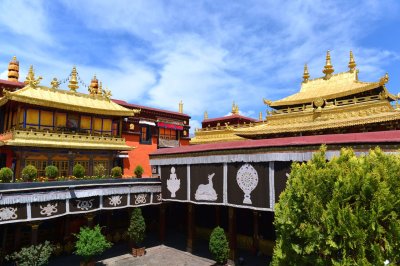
[236,163,259,204]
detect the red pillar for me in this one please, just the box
[186,203,195,253]
[228,207,237,261]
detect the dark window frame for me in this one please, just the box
[140,125,152,144]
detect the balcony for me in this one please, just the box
[0,129,132,150]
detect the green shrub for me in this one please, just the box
[73,163,85,179]
[272,146,400,265]
[6,240,53,266]
[21,165,37,182]
[128,208,146,247]
[45,165,58,179]
[134,165,144,178]
[75,225,112,263]
[209,226,229,265]
[0,167,13,183]
[94,164,106,178]
[111,166,122,178]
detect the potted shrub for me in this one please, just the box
[45,165,58,180]
[111,166,122,178]
[134,165,144,178]
[75,225,112,266]
[94,164,106,178]
[209,226,230,266]
[21,165,37,182]
[6,240,53,266]
[128,208,146,257]
[73,163,85,179]
[0,167,13,183]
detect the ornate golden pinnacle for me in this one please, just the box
[232,101,239,115]
[179,100,183,113]
[68,66,79,92]
[24,65,42,87]
[8,56,19,82]
[322,50,334,79]
[50,78,59,89]
[259,111,263,121]
[303,64,310,83]
[204,111,208,120]
[348,50,357,72]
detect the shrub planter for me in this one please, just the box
[131,246,146,257]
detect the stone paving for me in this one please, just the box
[99,245,218,266]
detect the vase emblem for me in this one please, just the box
[167,167,180,198]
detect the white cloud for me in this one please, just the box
[0,70,7,80]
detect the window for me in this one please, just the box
[53,160,69,177]
[140,125,151,144]
[159,128,177,140]
[25,160,47,177]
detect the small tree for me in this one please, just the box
[21,165,37,182]
[111,166,122,178]
[128,208,146,247]
[94,164,106,178]
[272,146,400,265]
[0,167,13,183]
[6,241,53,266]
[45,165,58,179]
[73,163,85,179]
[209,226,229,265]
[75,225,112,264]
[134,165,144,178]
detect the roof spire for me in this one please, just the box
[179,100,183,113]
[348,50,357,73]
[232,101,239,115]
[8,56,19,82]
[259,111,263,121]
[303,64,310,83]
[322,50,334,79]
[68,66,79,92]
[24,65,42,87]
[204,111,208,120]
[89,74,99,95]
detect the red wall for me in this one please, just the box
[123,134,158,177]
[0,147,14,168]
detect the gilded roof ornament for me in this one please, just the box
[263,98,272,106]
[379,73,389,86]
[303,64,310,83]
[8,56,19,82]
[102,87,112,101]
[50,78,59,89]
[322,50,334,80]
[204,111,208,120]
[232,101,239,115]
[179,100,183,113]
[259,111,263,121]
[89,75,99,95]
[68,66,79,92]
[24,65,42,87]
[348,50,357,72]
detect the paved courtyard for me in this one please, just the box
[99,245,218,266]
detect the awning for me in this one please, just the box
[139,120,156,126]
[157,122,184,130]
[117,151,129,158]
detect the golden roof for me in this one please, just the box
[0,130,134,150]
[269,71,389,107]
[0,84,139,116]
[236,100,399,137]
[190,127,246,144]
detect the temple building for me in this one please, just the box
[190,102,258,144]
[192,51,398,143]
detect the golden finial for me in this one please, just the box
[303,64,310,83]
[348,50,357,72]
[102,87,112,101]
[89,74,99,95]
[232,101,239,115]
[50,78,59,89]
[263,98,272,106]
[379,73,389,85]
[204,111,208,120]
[68,66,79,92]
[8,56,19,82]
[24,65,42,87]
[322,50,334,79]
[259,111,263,121]
[179,100,183,113]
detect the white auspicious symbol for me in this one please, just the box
[40,203,58,216]
[236,164,259,204]
[134,194,147,205]
[167,167,180,198]
[156,194,162,201]
[76,199,95,211]
[108,195,122,207]
[0,207,18,221]
[195,173,218,201]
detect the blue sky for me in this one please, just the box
[1,0,400,133]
